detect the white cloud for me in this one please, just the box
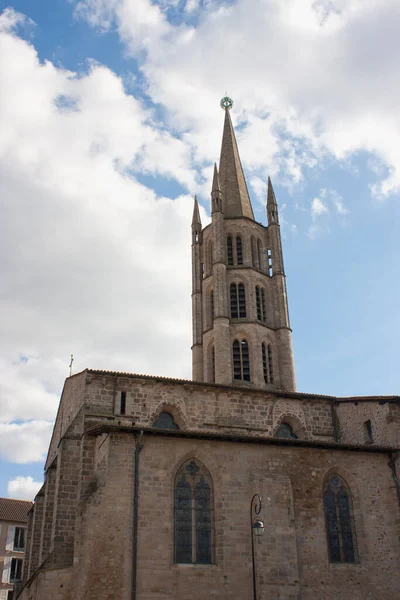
[8,476,43,501]
[74,0,400,196]
[0,422,53,463]
[311,196,329,217]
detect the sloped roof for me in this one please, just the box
[0,497,33,523]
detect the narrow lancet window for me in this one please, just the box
[210,290,214,325]
[257,239,262,270]
[236,236,243,265]
[262,343,274,383]
[233,339,250,381]
[324,475,357,564]
[251,237,258,268]
[175,460,213,564]
[256,287,266,322]
[230,283,246,319]
[227,236,233,266]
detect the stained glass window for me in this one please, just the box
[324,474,357,563]
[174,460,213,564]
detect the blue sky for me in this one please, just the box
[0,0,399,499]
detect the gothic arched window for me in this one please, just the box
[257,239,262,270]
[233,339,250,381]
[256,286,266,322]
[152,412,179,430]
[262,343,274,384]
[208,241,213,275]
[210,290,214,325]
[251,236,258,268]
[324,474,357,564]
[275,423,297,439]
[209,345,215,383]
[175,459,213,564]
[230,283,246,319]
[236,236,243,265]
[227,236,233,266]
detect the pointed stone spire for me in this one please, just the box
[219,108,254,220]
[267,176,279,225]
[192,195,201,227]
[211,163,223,214]
[212,163,221,192]
[267,176,277,206]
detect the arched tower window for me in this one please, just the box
[251,237,258,268]
[275,423,297,439]
[236,236,243,265]
[207,241,213,275]
[256,286,266,322]
[257,239,262,270]
[211,346,215,382]
[230,283,246,319]
[152,412,179,430]
[210,290,214,325]
[227,236,233,266]
[324,474,357,564]
[175,459,213,564]
[262,343,274,384]
[233,339,250,381]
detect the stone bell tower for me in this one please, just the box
[191,97,296,391]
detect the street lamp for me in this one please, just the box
[250,494,264,600]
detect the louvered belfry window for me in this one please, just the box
[236,236,243,265]
[256,287,266,322]
[233,339,250,381]
[262,343,274,384]
[324,475,357,564]
[227,236,233,266]
[230,283,246,319]
[175,460,213,564]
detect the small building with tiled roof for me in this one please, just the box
[0,498,32,600]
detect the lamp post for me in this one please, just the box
[250,494,264,600]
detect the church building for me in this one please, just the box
[17,99,400,600]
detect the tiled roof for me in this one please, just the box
[0,498,33,523]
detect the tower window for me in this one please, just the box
[211,346,215,383]
[364,419,373,443]
[230,283,246,319]
[120,391,126,415]
[175,459,213,564]
[233,339,250,381]
[267,249,272,277]
[257,239,262,270]
[256,286,266,322]
[236,236,243,265]
[227,236,233,266]
[324,475,357,564]
[262,343,274,384]
[251,237,258,268]
[208,241,213,275]
[210,290,214,325]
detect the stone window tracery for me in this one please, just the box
[324,474,357,564]
[174,459,213,564]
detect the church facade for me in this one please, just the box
[18,100,400,600]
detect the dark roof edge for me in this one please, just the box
[85,423,399,454]
[85,369,400,403]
